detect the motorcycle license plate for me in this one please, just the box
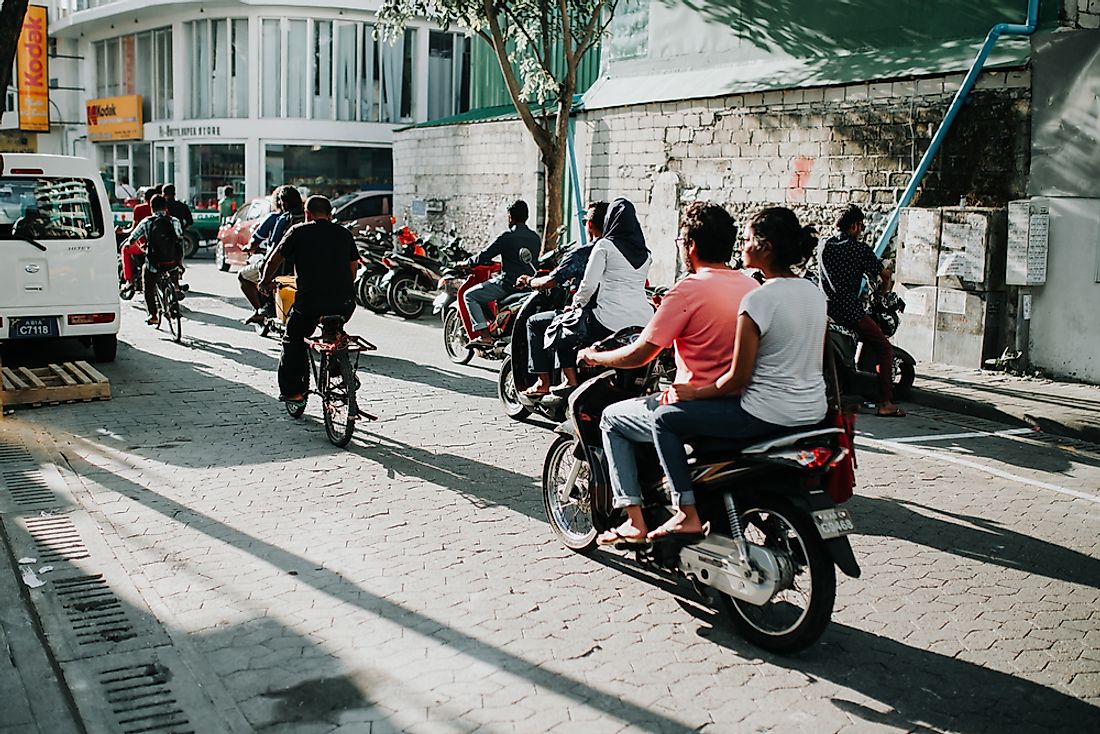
[812,508,855,539]
[9,316,59,339]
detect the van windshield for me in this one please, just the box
[0,176,105,240]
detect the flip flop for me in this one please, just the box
[876,406,907,417]
[597,528,650,546]
[647,521,710,543]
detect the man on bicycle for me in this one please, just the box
[123,194,184,325]
[259,195,359,406]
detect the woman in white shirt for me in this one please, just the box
[645,206,827,540]
[552,197,653,392]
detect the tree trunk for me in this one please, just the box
[0,0,31,126]
[542,145,564,254]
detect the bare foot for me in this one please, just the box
[647,509,705,540]
[597,521,649,545]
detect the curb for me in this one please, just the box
[906,385,1100,445]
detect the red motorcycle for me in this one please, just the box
[438,262,525,364]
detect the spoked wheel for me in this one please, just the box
[321,352,356,448]
[497,356,530,420]
[158,280,182,343]
[215,241,230,272]
[443,307,473,365]
[359,271,389,314]
[387,273,426,319]
[542,434,597,554]
[720,494,835,654]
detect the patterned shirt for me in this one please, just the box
[819,233,884,328]
[550,243,593,287]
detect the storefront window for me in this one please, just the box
[259,19,416,123]
[264,145,392,198]
[189,144,245,210]
[98,142,152,203]
[94,29,172,122]
[186,19,250,119]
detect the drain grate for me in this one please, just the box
[3,468,57,507]
[100,661,195,734]
[0,443,33,464]
[54,575,137,646]
[24,514,91,563]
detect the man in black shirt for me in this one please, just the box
[461,199,539,346]
[260,195,359,404]
[820,204,904,417]
[162,184,193,229]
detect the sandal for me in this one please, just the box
[597,528,649,546]
[876,405,907,417]
[521,386,550,398]
[648,520,709,543]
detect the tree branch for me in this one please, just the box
[579,0,616,57]
[499,2,557,82]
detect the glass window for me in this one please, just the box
[186,19,249,119]
[264,144,392,198]
[313,20,333,119]
[0,177,105,240]
[287,20,308,118]
[233,20,249,117]
[188,21,210,118]
[189,144,245,210]
[400,28,416,121]
[335,22,357,121]
[427,31,469,120]
[212,20,229,118]
[155,29,173,120]
[262,20,281,117]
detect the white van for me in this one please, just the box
[0,153,120,361]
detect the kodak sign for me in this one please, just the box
[17,5,49,132]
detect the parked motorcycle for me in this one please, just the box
[541,330,860,653]
[354,226,395,314]
[381,228,469,320]
[829,290,915,400]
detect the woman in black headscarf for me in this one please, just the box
[552,197,653,392]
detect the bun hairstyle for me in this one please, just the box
[749,206,818,268]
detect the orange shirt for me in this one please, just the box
[640,268,759,403]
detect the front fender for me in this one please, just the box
[379,268,404,287]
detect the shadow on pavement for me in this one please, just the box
[359,353,497,400]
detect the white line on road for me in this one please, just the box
[870,427,1037,444]
[856,436,1100,506]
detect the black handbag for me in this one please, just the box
[544,306,591,351]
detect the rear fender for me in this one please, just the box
[893,346,916,366]
[784,490,861,578]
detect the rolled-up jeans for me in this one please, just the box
[463,280,511,332]
[601,395,664,508]
[651,395,784,507]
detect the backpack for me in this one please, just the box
[147,215,181,266]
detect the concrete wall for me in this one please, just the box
[1066,0,1100,29]
[392,120,542,249]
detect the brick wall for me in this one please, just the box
[392,119,542,250]
[1066,0,1100,29]
[393,69,1031,283]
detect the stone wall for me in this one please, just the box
[392,119,542,250]
[1066,0,1100,29]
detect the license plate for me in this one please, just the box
[9,316,59,339]
[812,508,855,539]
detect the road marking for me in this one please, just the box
[865,427,1037,444]
[856,436,1100,506]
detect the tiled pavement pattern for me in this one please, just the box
[2,261,1099,733]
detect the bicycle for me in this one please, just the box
[286,315,377,447]
[150,264,184,343]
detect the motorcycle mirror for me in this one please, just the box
[519,249,533,264]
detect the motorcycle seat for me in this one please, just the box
[685,424,839,458]
[498,292,530,308]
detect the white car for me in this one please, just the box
[0,153,120,361]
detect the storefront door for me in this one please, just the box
[154,144,176,188]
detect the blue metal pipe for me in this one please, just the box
[566,115,586,240]
[874,0,1040,256]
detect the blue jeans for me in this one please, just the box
[463,280,511,332]
[600,394,781,508]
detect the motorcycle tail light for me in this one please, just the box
[768,446,833,469]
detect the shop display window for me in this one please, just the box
[264,145,392,198]
[189,144,245,211]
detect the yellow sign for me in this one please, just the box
[16,5,49,133]
[86,95,144,142]
[0,131,38,153]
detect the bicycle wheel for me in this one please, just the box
[161,277,182,343]
[322,352,356,447]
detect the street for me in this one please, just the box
[2,258,1099,733]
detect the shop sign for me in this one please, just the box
[0,130,38,153]
[86,95,144,141]
[155,124,223,139]
[17,5,49,133]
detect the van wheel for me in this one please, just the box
[91,335,117,363]
[215,242,230,272]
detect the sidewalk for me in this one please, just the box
[906,364,1100,444]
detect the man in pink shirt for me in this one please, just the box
[577,202,758,545]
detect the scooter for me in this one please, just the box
[542,330,860,653]
[354,226,394,314]
[380,228,469,320]
[828,290,915,400]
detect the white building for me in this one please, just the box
[10,0,470,209]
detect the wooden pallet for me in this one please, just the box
[0,361,111,409]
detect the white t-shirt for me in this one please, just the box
[739,277,828,427]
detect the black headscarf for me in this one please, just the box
[602,197,649,269]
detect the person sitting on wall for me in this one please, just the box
[460,199,540,347]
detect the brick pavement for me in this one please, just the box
[2,260,1099,733]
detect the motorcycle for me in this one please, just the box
[541,330,860,653]
[381,227,469,320]
[828,290,915,400]
[354,226,395,314]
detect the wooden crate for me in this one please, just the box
[1,361,111,409]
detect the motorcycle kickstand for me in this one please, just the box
[355,408,378,421]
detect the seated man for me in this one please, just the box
[461,199,539,347]
[239,190,283,324]
[577,202,759,544]
[259,195,359,406]
[519,201,607,397]
[127,194,185,325]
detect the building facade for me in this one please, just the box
[4,0,473,210]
